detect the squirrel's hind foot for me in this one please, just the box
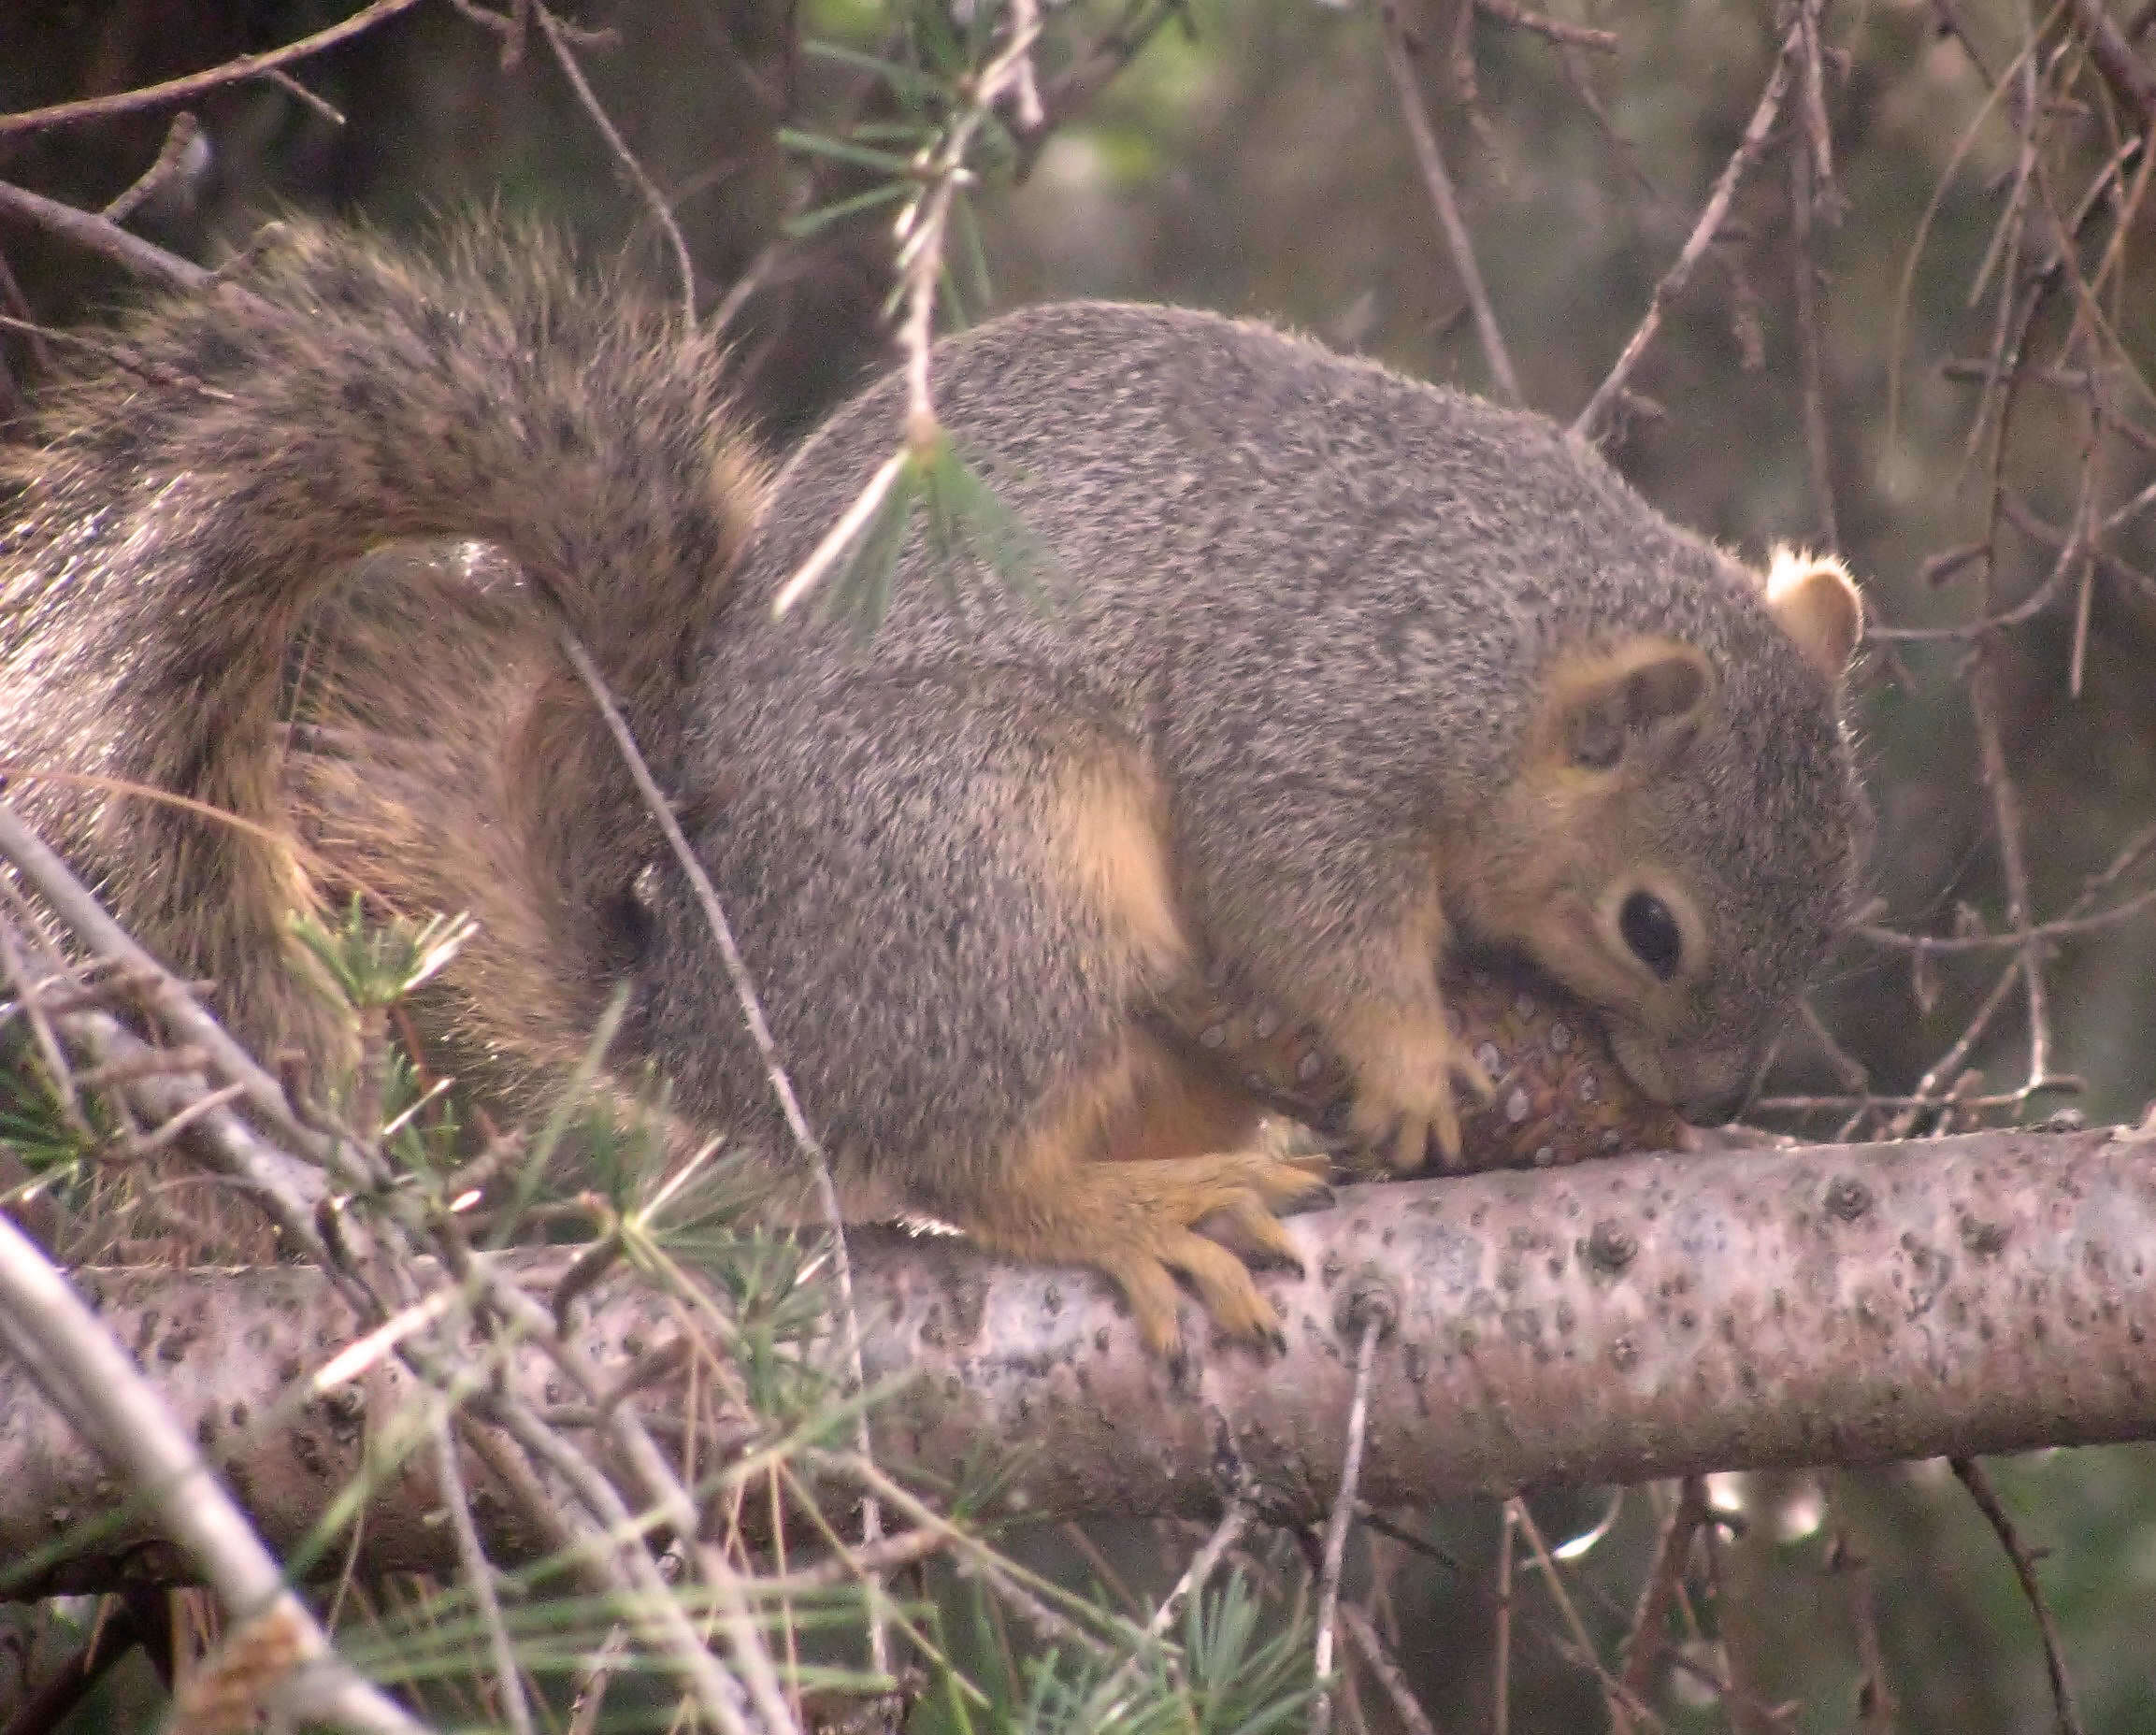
[963,1151,1332,1356]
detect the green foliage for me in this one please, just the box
[913,1571,1314,1735]
[0,1031,102,1185]
[808,430,1062,636]
[338,1579,896,1729]
[774,0,1073,628]
[289,900,477,1015]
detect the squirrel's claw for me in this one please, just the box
[967,1151,1330,1358]
[1349,1026,1497,1173]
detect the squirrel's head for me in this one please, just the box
[1457,547,1866,1125]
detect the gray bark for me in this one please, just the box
[5,1125,2152,1593]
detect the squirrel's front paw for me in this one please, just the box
[1345,1021,1496,1172]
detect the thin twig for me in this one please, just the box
[28,1000,337,1263]
[0,801,330,1164]
[1492,1500,1515,1735]
[2066,0,2156,125]
[1857,885,2156,954]
[0,0,424,136]
[1006,0,1045,131]
[1823,1483,1897,1735]
[1314,1300,1388,1735]
[1950,1457,2085,1735]
[1150,1502,1251,1639]
[0,248,50,407]
[1617,1477,1707,1707]
[1867,520,2083,640]
[1338,1603,1444,1735]
[1512,1497,1657,1733]
[453,1408,652,1612]
[453,1255,802,1735]
[769,451,907,616]
[809,1449,1120,1662]
[428,1409,536,1735]
[1573,22,1800,440]
[566,1542,684,1735]
[263,68,346,127]
[102,113,204,224]
[767,5,1039,621]
[0,183,222,297]
[530,2,697,327]
[1473,0,1617,51]
[0,915,89,1143]
[1793,0,1837,196]
[1968,638,2053,1095]
[1789,87,1840,549]
[550,627,888,1676]
[1699,1499,1775,1735]
[1866,811,2156,1137]
[467,1374,781,1735]
[1013,0,1186,176]
[1757,1085,2080,1115]
[117,1081,249,1156]
[1378,0,1520,404]
[1071,1498,1252,1726]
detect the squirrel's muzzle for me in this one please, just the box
[1609,1025,1758,1127]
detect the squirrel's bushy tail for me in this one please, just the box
[0,222,765,1079]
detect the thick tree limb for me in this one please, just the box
[2,1126,2151,1593]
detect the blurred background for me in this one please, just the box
[5,0,2156,1728]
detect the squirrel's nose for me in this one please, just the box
[1678,1080,1750,1126]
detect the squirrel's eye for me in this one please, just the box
[1619,891,1682,981]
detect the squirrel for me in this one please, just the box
[0,222,1866,1354]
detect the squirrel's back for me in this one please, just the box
[739,300,1843,837]
[719,301,1863,1115]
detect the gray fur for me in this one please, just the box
[0,249,1861,1221]
[669,302,1864,1141]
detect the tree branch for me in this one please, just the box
[0,1215,426,1728]
[0,1126,2149,1593]
[0,0,424,137]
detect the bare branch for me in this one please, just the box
[1013,0,1186,177]
[100,112,205,224]
[1951,1456,2086,1735]
[2065,0,2156,126]
[1573,23,1799,441]
[530,4,697,326]
[5,1126,2155,1592]
[1473,0,1617,52]
[428,1409,536,1735]
[0,801,330,1164]
[1313,1298,1387,1735]
[1789,64,1840,549]
[0,0,424,137]
[1968,638,2056,1095]
[1379,1,1521,404]
[1339,1603,1445,1735]
[0,183,219,297]
[1824,1484,1898,1735]
[1617,1478,1707,1705]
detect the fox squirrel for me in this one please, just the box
[0,223,1865,1353]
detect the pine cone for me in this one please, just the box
[1149,950,1689,1173]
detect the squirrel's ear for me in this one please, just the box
[1550,638,1713,771]
[1764,546,1862,681]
